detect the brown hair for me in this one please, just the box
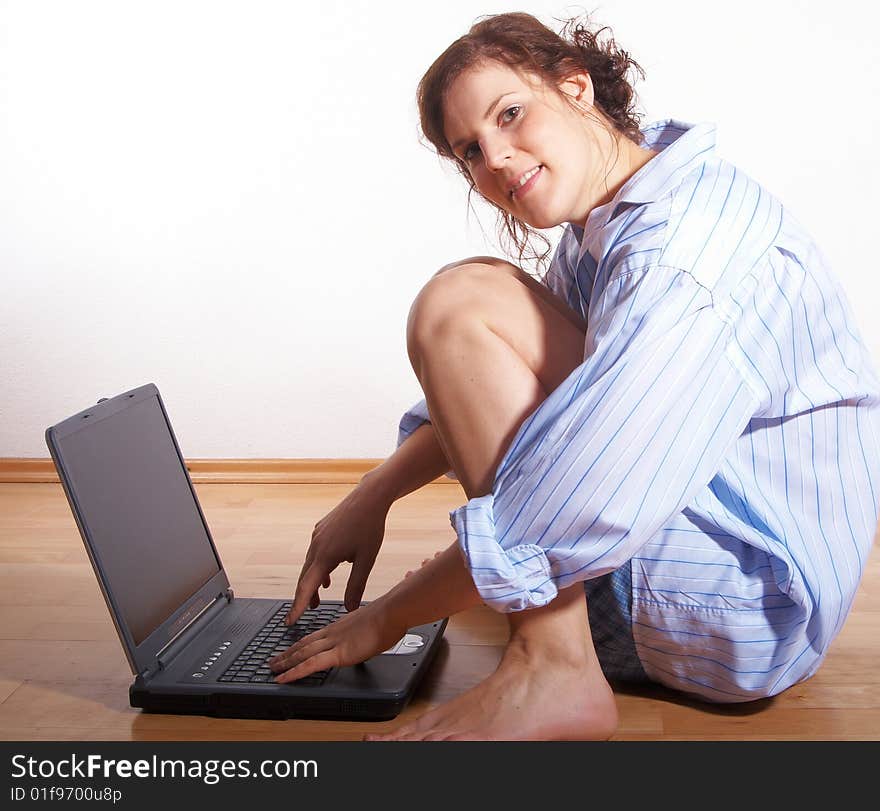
[417,12,646,270]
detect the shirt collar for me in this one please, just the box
[574,119,717,263]
[615,119,716,206]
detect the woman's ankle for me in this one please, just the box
[503,586,602,669]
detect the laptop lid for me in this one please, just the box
[46,383,231,677]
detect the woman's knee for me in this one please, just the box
[432,255,518,279]
[425,256,586,333]
[406,260,505,356]
[406,257,587,391]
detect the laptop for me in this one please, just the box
[45,383,447,721]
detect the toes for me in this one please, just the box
[393,731,433,741]
[364,721,418,741]
[419,551,443,569]
[422,731,455,741]
[364,703,453,741]
[364,731,419,741]
[369,726,460,741]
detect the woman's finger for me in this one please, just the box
[268,629,332,672]
[344,560,372,611]
[287,562,327,624]
[275,649,340,684]
[274,645,339,684]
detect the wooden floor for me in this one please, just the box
[1,480,878,741]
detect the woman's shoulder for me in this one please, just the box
[597,122,791,286]
[661,155,784,282]
[607,149,792,297]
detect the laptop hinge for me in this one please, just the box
[152,590,234,673]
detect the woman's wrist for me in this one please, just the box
[357,467,397,511]
[364,423,452,505]
[368,589,412,641]
[381,543,483,631]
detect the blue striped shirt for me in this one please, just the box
[397,120,880,702]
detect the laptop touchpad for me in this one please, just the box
[381,633,426,655]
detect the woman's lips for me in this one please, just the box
[510,165,543,200]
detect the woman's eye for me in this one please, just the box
[502,105,521,122]
[463,143,480,161]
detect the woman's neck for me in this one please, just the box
[576,135,657,228]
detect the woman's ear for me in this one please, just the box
[559,72,595,108]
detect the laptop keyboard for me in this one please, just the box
[217,602,347,686]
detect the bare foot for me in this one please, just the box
[364,635,618,741]
[404,550,442,579]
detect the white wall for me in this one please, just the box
[2,0,878,458]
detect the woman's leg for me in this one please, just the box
[373,259,617,740]
[406,259,586,498]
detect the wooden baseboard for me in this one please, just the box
[0,458,457,485]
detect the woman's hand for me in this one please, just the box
[275,544,483,684]
[270,598,406,683]
[286,476,392,626]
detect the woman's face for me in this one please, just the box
[442,60,629,229]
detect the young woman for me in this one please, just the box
[268,12,880,740]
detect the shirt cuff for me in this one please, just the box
[450,493,558,612]
[396,398,431,448]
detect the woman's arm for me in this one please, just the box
[287,420,454,623]
[359,420,452,506]
[381,541,483,626]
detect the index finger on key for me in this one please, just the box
[286,563,325,625]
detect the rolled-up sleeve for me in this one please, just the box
[451,264,762,612]
[396,398,432,449]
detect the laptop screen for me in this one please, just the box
[55,395,221,645]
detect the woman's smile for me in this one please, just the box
[510,165,544,199]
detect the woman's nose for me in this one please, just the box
[481,136,513,171]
